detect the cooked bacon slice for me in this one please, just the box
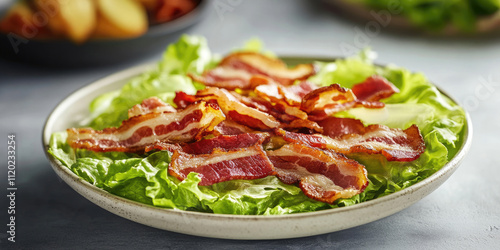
[317,117,365,138]
[230,93,279,119]
[253,78,288,103]
[232,93,321,133]
[272,101,308,121]
[301,84,356,113]
[67,101,225,153]
[351,75,399,102]
[196,87,280,130]
[128,97,176,118]
[280,119,323,134]
[226,92,272,114]
[242,77,325,133]
[169,145,275,186]
[285,80,318,99]
[145,132,269,155]
[173,91,197,109]
[300,76,398,121]
[252,76,319,107]
[185,132,268,154]
[183,132,269,154]
[219,52,317,86]
[267,143,368,203]
[174,88,283,131]
[189,66,254,90]
[144,141,182,154]
[237,94,307,122]
[213,119,254,135]
[252,78,308,119]
[301,84,385,121]
[275,123,426,162]
[189,52,316,89]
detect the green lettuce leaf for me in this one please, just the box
[207,176,332,215]
[309,48,377,88]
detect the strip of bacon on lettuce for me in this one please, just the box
[169,144,275,186]
[189,52,316,90]
[275,121,425,162]
[267,143,369,203]
[67,101,225,153]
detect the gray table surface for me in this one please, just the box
[1,0,499,249]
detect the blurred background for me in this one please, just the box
[0,0,499,248]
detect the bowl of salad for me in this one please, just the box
[323,0,500,35]
[43,35,472,239]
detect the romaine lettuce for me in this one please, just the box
[48,35,466,214]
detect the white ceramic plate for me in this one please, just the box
[43,57,472,240]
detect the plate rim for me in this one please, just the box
[42,56,473,239]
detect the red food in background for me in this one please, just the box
[154,0,198,23]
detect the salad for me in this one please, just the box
[339,0,500,33]
[48,35,466,215]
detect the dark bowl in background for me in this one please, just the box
[0,0,208,67]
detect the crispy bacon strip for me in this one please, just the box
[301,84,356,113]
[236,93,307,122]
[275,123,426,162]
[240,76,324,133]
[252,76,318,107]
[196,87,280,130]
[301,84,386,121]
[317,117,366,138]
[232,93,322,133]
[351,75,399,102]
[147,132,270,155]
[67,101,225,153]
[189,66,254,90]
[183,132,269,154]
[253,79,289,103]
[267,143,368,203]
[213,119,254,135]
[173,91,197,109]
[285,80,318,99]
[174,88,283,131]
[189,52,316,89]
[301,76,399,121]
[252,77,308,119]
[169,145,275,186]
[144,141,182,154]
[219,52,317,86]
[128,97,176,118]
[280,119,323,134]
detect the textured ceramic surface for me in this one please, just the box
[42,58,472,240]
